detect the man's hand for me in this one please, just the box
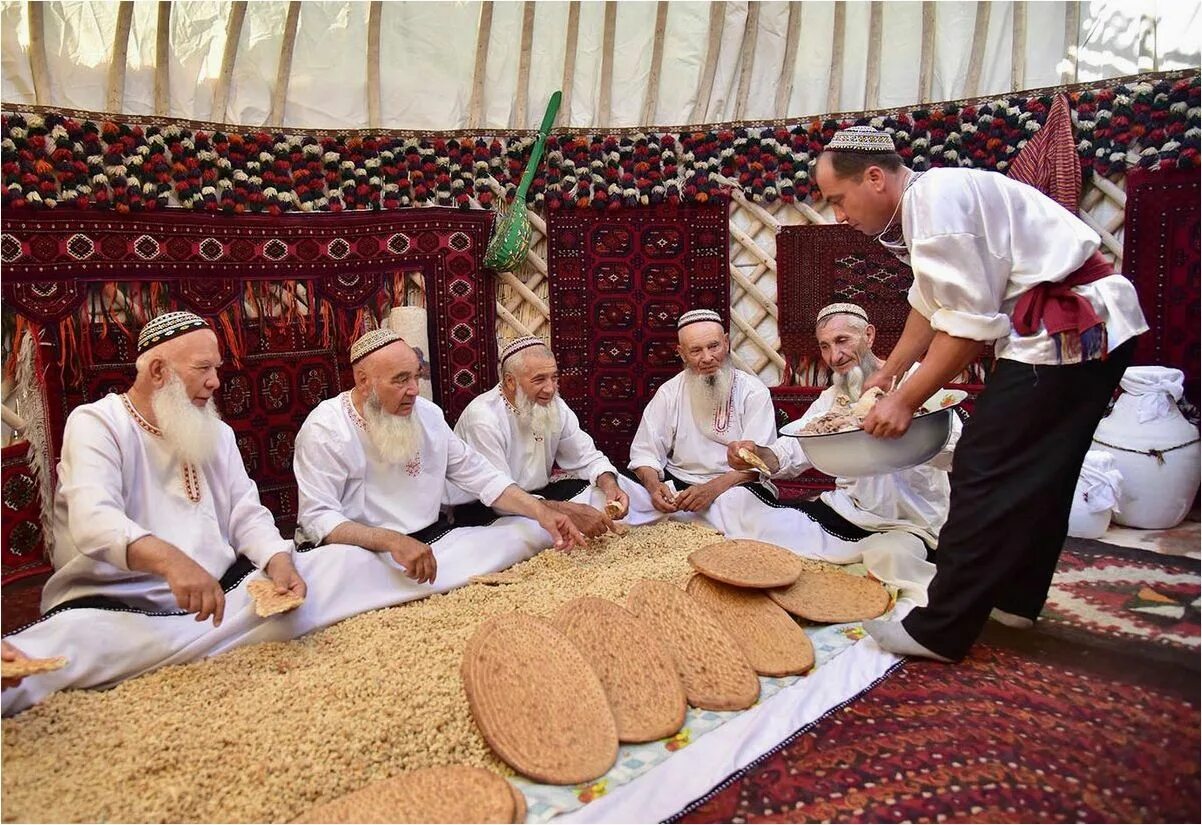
[536,504,588,551]
[387,534,438,584]
[2,641,30,689]
[127,536,225,626]
[264,552,307,601]
[546,500,615,539]
[726,441,778,474]
[645,480,678,513]
[675,477,734,512]
[861,392,919,439]
[862,371,897,394]
[596,473,629,520]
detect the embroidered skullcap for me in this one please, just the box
[136,311,211,355]
[499,335,550,367]
[676,308,723,330]
[816,302,869,325]
[827,125,896,154]
[350,327,404,365]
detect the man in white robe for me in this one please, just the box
[292,329,585,605]
[812,125,1147,661]
[627,309,777,529]
[727,302,961,602]
[446,336,651,537]
[3,312,312,716]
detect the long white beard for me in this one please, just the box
[151,371,223,466]
[363,392,423,465]
[830,353,882,401]
[683,362,734,436]
[514,386,562,440]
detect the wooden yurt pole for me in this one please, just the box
[1011,0,1028,92]
[826,1,846,113]
[691,1,725,123]
[512,1,535,129]
[733,1,759,119]
[211,1,248,123]
[598,1,617,125]
[963,1,991,98]
[641,1,669,126]
[774,1,802,117]
[367,1,382,129]
[154,1,171,115]
[918,1,936,103]
[467,1,494,130]
[1061,1,1081,84]
[560,2,581,124]
[26,0,50,105]
[106,1,134,113]
[864,1,883,109]
[268,1,301,127]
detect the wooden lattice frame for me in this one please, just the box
[487,171,1130,387]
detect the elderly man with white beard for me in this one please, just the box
[292,328,586,600]
[726,303,961,602]
[3,311,312,715]
[446,336,652,537]
[627,309,778,527]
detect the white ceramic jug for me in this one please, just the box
[1067,450,1123,539]
[1092,367,1200,529]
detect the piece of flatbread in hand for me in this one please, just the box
[247,579,305,618]
[737,447,772,475]
[2,656,68,679]
[604,500,626,519]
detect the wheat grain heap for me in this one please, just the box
[1,521,812,824]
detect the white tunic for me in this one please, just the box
[446,386,617,503]
[628,370,778,485]
[900,167,1148,364]
[769,383,961,547]
[294,392,514,542]
[41,393,292,613]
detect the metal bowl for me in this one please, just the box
[779,389,967,478]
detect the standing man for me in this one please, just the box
[811,125,1147,661]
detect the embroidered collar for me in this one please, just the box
[121,393,162,438]
[343,391,367,431]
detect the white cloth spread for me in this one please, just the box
[899,168,1148,364]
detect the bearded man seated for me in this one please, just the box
[727,303,960,601]
[3,312,311,716]
[626,309,779,528]
[446,336,653,539]
[292,329,585,608]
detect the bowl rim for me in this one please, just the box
[780,388,968,441]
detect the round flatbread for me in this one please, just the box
[768,570,891,623]
[462,612,618,785]
[292,765,514,824]
[551,596,687,743]
[685,575,814,677]
[626,579,760,712]
[688,540,805,589]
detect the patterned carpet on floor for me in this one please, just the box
[675,538,1200,824]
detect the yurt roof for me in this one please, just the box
[2,0,1199,132]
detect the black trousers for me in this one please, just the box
[903,339,1134,660]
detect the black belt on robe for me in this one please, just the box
[451,477,590,528]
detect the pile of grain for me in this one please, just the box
[1,521,734,824]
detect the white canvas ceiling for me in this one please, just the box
[1,1,1199,131]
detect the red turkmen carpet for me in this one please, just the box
[675,539,1200,824]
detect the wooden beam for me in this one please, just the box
[918,1,935,103]
[864,1,883,109]
[733,1,760,120]
[963,1,991,98]
[773,1,802,117]
[560,2,581,125]
[598,1,617,126]
[512,1,536,129]
[1137,10,1157,72]
[154,1,171,115]
[691,1,725,123]
[1011,0,1027,92]
[26,1,50,105]
[267,1,301,127]
[1061,1,1081,84]
[106,1,134,112]
[826,0,846,113]
[467,1,494,129]
[211,1,247,123]
[641,1,670,125]
[366,1,382,128]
